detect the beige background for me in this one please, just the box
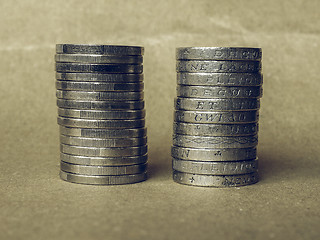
[0,0,319,239]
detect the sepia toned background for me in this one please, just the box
[0,0,319,239]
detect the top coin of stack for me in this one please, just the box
[172,47,263,187]
[55,44,147,185]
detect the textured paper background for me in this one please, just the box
[0,0,319,239]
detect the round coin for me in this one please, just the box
[56,44,144,55]
[60,170,147,185]
[61,161,147,176]
[60,144,148,157]
[60,152,148,166]
[172,134,258,148]
[56,63,143,73]
[56,81,144,91]
[172,158,258,175]
[176,47,262,60]
[173,170,259,187]
[56,73,143,82]
[171,146,257,161]
[56,54,143,64]
[177,60,261,73]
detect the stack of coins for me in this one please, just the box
[55,44,147,185]
[172,47,263,187]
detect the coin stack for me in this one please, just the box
[172,47,263,187]
[55,44,147,185]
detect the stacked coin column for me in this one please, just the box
[55,44,147,185]
[172,47,262,187]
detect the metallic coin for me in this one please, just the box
[60,135,147,147]
[57,117,145,128]
[175,98,260,111]
[173,122,258,136]
[57,99,144,110]
[56,63,143,73]
[55,54,143,64]
[60,170,147,185]
[56,81,144,92]
[56,72,143,82]
[177,73,263,86]
[173,170,259,187]
[60,126,147,138]
[172,158,258,175]
[60,152,148,166]
[61,161,147,176]
[56,90,143,101]
[177,86,262,98]
[61,144,148,157]
[56,44,144,55]
[174,110,259,123]
[58,108,145,119]
[171,146,257,161]
[177,60,261,73]
[176,47,262,61]
[173,134,258,148]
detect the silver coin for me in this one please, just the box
[60,135,147,147]
[60,144,148,157]
[172,158,258,175]
[176,47,262,60]
[56,44,144,55]
[175,98,260,111]
[173,122,258,136]
[174,110,259,123]
[60,126,147,138]
[177,86,262,98]
[56,90,143,101]
[56,72,143,82]
[177,73,263,86]
[173,134,258,148]
[60,152,148,166]
[171,146,257,161]
[56,81,144,92]
[58,108,145,119]
[57,99,144,110]
[173,170,259,187]
[177,60,261,73]
[57,117,145,128]
[56,54,143,64]
[61,161,147,176]
[60,170,147,185]
[56,63,143,73]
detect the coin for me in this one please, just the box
[177,73,263,86]
[173,170,259,187]
[172,158,258,175]
[60,170,147,185]
[60,152,148,166]
[60,126,147,138]
[56,72,143,82]
[57,99,144,110]
[61,161,147,176]
[56,81,144,91]
[172,134,258,148]
[56,44,144,55]
[173,122,258,136]
[58,108,145,119]
[176,86,262,98]
[176,47,262,60]
[177,60,261,73]
[56,63,143,73]
[60,144,148,157]
[175,98,260,111]
[171,146,257,161]
[57,117,145,128]
[174,110,259,123]
[55,54,143,64]
[60,135,147,147]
